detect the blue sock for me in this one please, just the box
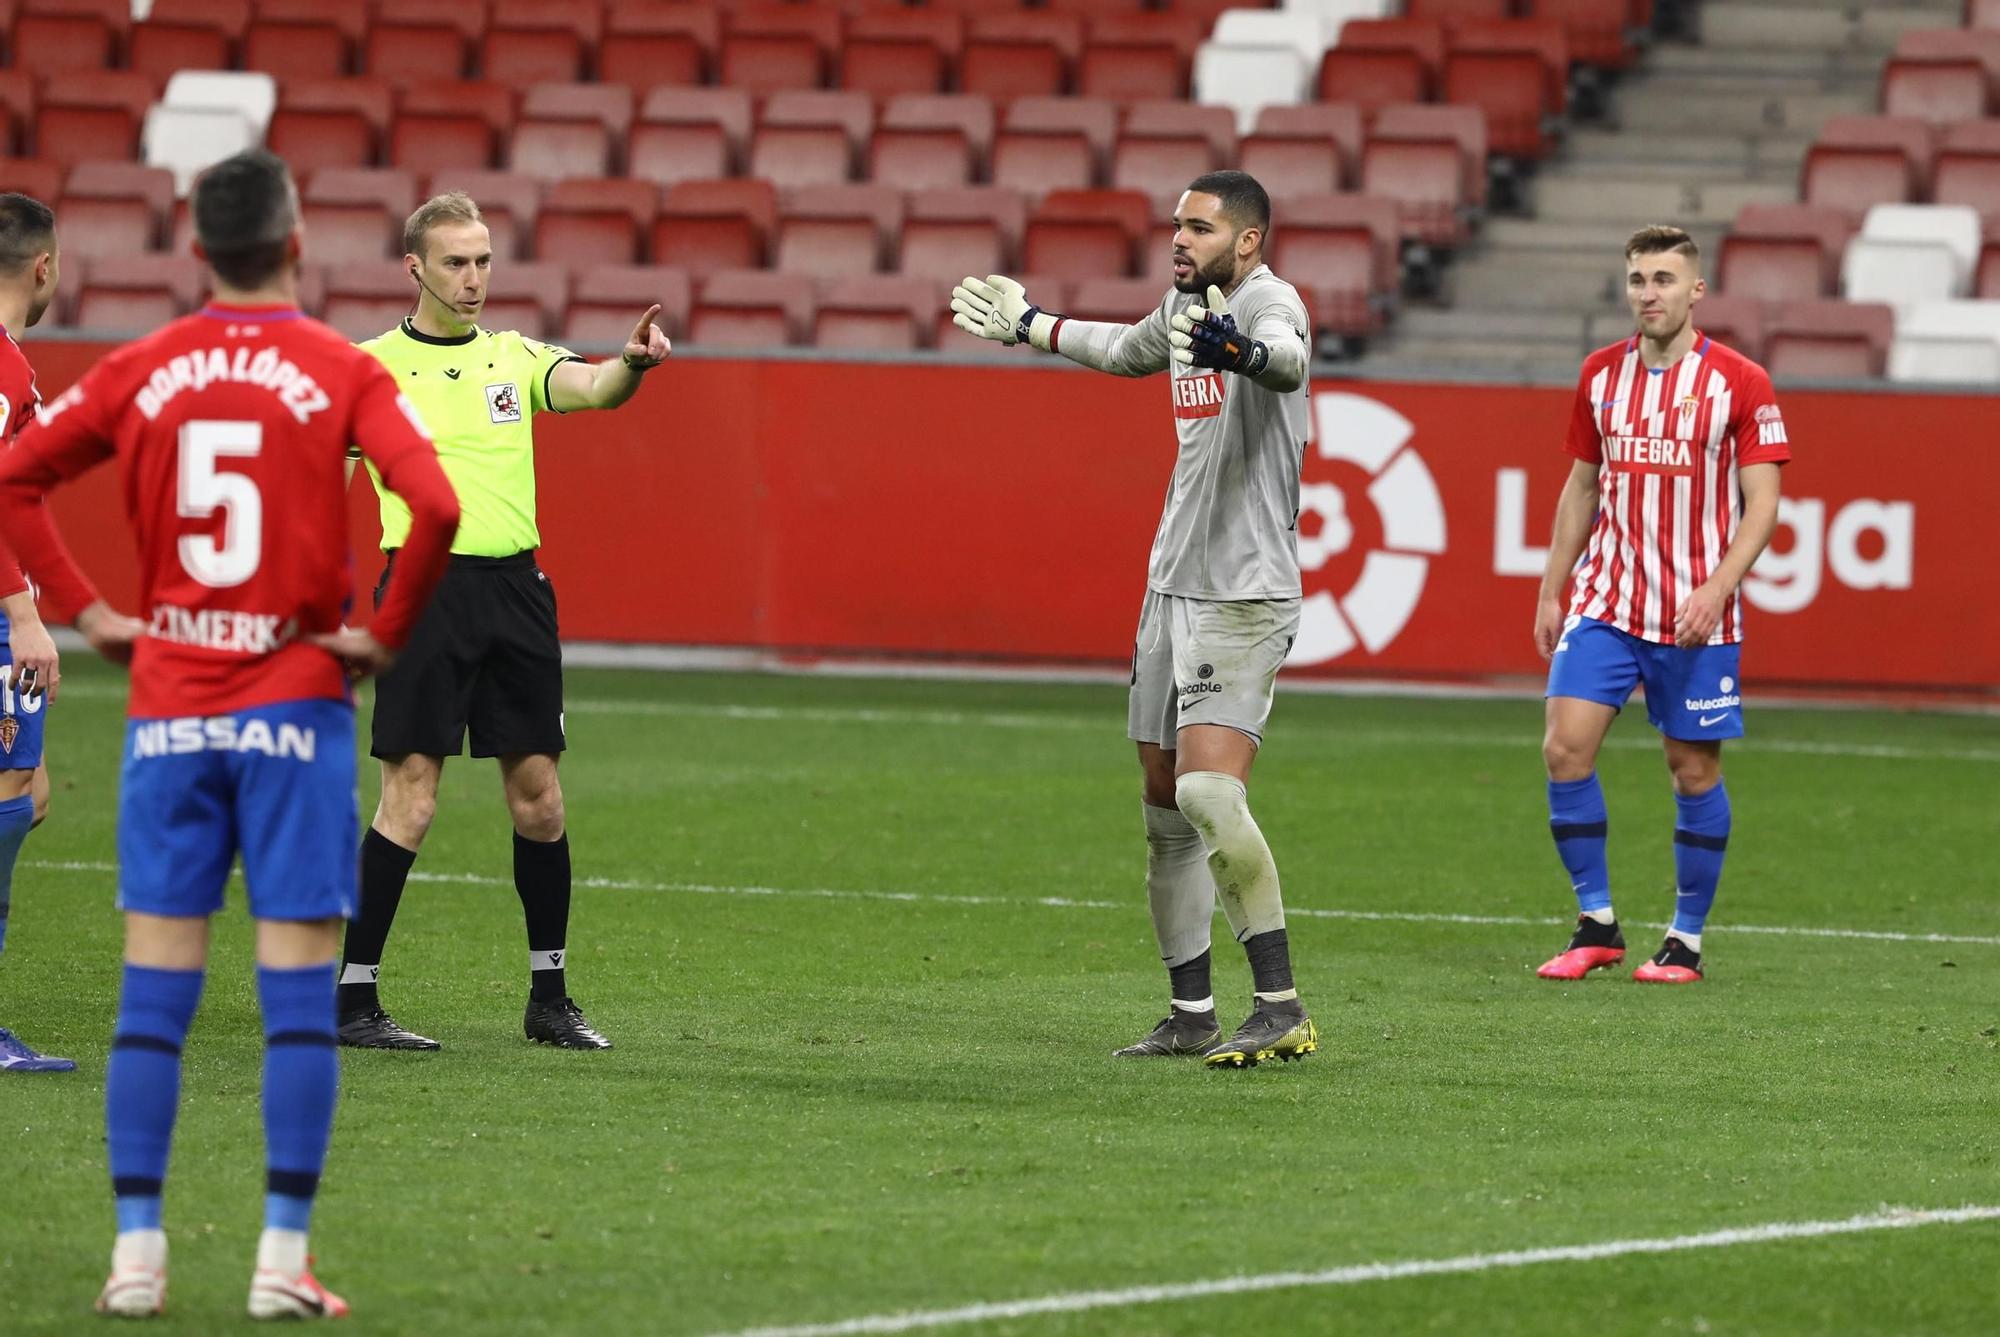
[106,963,204,1233]
[258,963,339,1234]
[1548,774,1611,914]
[0,791,35,959]
[1672,783,1732,940]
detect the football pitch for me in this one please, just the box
[2,658,1996,1335]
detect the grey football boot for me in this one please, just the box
[1113,1009,1222,1057]
[1202,998,1317,1068]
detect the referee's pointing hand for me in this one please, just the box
[625,305,671,370]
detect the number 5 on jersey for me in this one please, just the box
[178,420,262,588]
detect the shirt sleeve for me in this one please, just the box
[0,374,119,621]
[347,360,461,649]
[1730,361,1792,467]
[1050,303,1173,377]
[523,336,586,416]
[1243,289,1311,394]
[1563,360,1604,464]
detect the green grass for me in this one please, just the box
[2,659,1997,1335]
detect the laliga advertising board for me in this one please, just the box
[1284,383,1980,689]
[21,343,1994,692]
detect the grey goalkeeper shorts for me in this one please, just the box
[1126,590,1300,748]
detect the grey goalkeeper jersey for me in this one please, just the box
[1054,265,1312,600]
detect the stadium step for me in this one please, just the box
[1447,254,1617,312]
[1696,0,1962,53]
[1530,175,1800,226]
[1642,43,1895,84]
[1609,87,1876,139]
[1565,128,1811,178]
[1480,219,1725,258]
[1395,308,1587,344]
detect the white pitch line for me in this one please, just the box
[714,1204,2000,1337]
[26,860,2000,948]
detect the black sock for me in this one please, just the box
[1244,929,1295,996]
[515,832,572,1002]
[339,829,418,1014]
[1168,949,1212,1008]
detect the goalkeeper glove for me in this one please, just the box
[1170,284,1270,376]
[950,274,1063,351]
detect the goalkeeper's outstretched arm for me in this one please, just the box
[950,275,1169,377]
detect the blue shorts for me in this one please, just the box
[0,662,49,771]
[1546,616,1744,742]
[117,698,358,921]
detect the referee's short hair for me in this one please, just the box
[0,192,56,276]
[192,150,297,290]
[1184,170,1271,236]
[405,192,483,261]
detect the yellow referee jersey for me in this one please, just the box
[356,320,584,557]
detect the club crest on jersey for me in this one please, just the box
[1678,395,1700,429]
[486,381,522,423]
[1172,371,1225,420]
[0,716,16,753]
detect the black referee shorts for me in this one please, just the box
[369,550,565,760]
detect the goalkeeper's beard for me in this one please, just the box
[1173,253,1240,295]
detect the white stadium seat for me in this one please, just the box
[1887,300,2000,383]
[1194,44,1311,134]
[144,106,258,196]
[1283,0,1398,26]
[1211,11,1340,69]
[163,71,278,138]
[1843,237,1962,308]
[1858,203,1981,286]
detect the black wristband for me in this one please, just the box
[1238,339,1270,377]
[622,353,657,371]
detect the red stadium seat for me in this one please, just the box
[1266,193,1400,337]
[267,79,393,175]
[0,159,64,207]
[654,179,778,272]
[1898,28,2000,87]
[1531,0,1637,71]
[365,21,470,86]
[1801,143,1916,220]
[628,122,731,191]
[1453,17,1571,114]
[1764,299,1892,379]
[52,197,155,260]
[304,166,418,218]
[36,99,142,169]
[321,263,418,340]
[762,90,875,157]
[74,253,206,330]
[482,259,569,335]
[1361,138,1470,248]
[10,14,114,74]
[1689,294,1766,362]
[1724,203,1852,295]
[1813,115,1937,193]
[639,88,754,163]
[1254,104,1365,186]
[749,125,852,190]
[1408,0,1511,19]
[522,84,636,142]
[869,128,974,190]
[1023,189,1151,280]
[1079,39,1185,101]
[774,184,903,278]
[482,0,600,84]
[1975,0,2000,28]
[719,35,823,94]
[146,0,250,41]
[422,168,542,259]
[1316,49,1429,115]
[1374,103,1490,208]
[64,160,174,227]
[1240,135,1344,198]
[536,177,656,267]
[882,94,997,165]
[388,112,493,176]
[841,36,948,100]
[1935,151,2000,217]
[900,187,1026,279]
[0,74,36,139]
[402,80,515,138]
[510,118,613,183]
[691,269,812,347]
[564,264,692,344]
[1007,96,1118,165]
[1339,18,1447,81]
[1112,134,1219,212]
[299,201,398,265]
[813,275,937,350]
[1717,236,1829,304]
[969,11,1084,63]
[243,20,348,82]
[75,285,180,333]
[1442,55,1552,160]
[991,130,1095,198]
[600,3,714,93]
[128,20,231,82]
[1880,59,1989,126]
[1123,101,1235,162]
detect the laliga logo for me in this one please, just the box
[1288,394,1447,665]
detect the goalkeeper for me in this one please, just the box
[951,171,1319,1069]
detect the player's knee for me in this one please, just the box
[1142,774,1178,808]
[376,786,437,846]
[1669,754,1721,796]
[1173,769,1247,838]
[1542,732,1595,781]
[508,783,565,841]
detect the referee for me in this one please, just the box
[336,192,668,1051]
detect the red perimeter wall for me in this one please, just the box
[18,342,1994,692]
